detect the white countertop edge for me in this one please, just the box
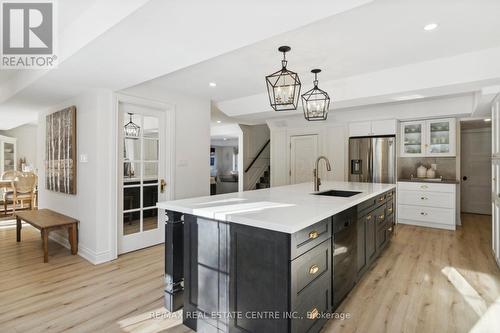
[157,183,396,234]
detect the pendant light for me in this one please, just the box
[265,46,301,111]
[124,113,140,138]
[301,69,330,121]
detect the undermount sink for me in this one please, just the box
[313,190,362,197]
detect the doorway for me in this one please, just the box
[460,120,492,215]
[210,136,239,195]
[117,97,173,254]
[290,134,318,184]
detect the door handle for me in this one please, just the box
[160,179,166,193]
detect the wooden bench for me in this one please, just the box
[15,209,79,263]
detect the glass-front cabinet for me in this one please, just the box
[401,121,425,157]
[400,118,456,157]
[0,136,17,175]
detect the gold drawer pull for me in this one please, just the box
[378,197,385,202]
[379,215,385,220]
[308,230,319,239]
[309,264,319,275]
[366,215,372,221]
[307,308,319,320]
[388,207,393,213]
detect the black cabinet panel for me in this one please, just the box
[291,239,331,308]
[183,216,229,332]
[356,217,366,275]
[291,217,331,259]
[165,211,184,312]
[365,211,376,264]
[291,273,331,333]
[229,223,290,333]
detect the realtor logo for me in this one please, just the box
[1,0,57,69]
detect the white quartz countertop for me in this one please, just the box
[157,181,396,234]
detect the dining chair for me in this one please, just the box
[1,170,21,215]
[3,172,38,213]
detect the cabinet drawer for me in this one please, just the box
[291,239,331,306]
[386,200,394,216]
[374,205,386,226]
[291,273,330,333]
[398,204,455,225]
[291,218,331,259]
[398,190,454,209]
[397,182,456,193]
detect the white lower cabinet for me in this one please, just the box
[397,181,457,230]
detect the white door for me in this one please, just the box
[290,135,318,184]
[461,128,492,214]
[118,102,169,254]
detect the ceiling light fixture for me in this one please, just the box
[265,46,301,111]
[301,69,330,121]
[124,113,140,139]
[423,23,438,31]
[485,118,492,122]
[392,94,425,101]
[216,120,222,123]
[209,82,217,87]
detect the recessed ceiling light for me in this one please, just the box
[209,82,217,87]
[223,137,227,141]
[484,118,492,122]
[392,94,425,101]
[216,120,222,124]
[424,23,438,31]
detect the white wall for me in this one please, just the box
[122,85,211,199]
[0,124,38,168]
[37,89,116,264]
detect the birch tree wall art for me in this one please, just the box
[45,106,77,194]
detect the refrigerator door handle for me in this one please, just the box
[368,140,373,182]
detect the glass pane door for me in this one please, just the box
[402,122,424,155]
[428,121,450,154]
[123,113,160,236]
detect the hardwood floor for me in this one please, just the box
[325,213,500,333]
[0,214,499,333]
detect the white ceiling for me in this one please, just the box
[138,0,500,104]
[0,0,370,129]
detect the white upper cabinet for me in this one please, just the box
[401,121,426,157]
[349,119,396,137]
[400,118,456,157]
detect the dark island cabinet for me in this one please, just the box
[356,190,395,281]
[165,188,395,333]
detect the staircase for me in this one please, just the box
[255,166,270,189]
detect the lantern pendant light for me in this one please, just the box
[124,113,140,138]
[265,46,301,111]
[301,69,330,121]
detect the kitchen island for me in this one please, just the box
[158,181,396,333]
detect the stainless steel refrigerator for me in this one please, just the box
[348,136,396,183]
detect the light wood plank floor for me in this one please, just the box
[0,214,499,333]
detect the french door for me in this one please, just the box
[118,101,168,254]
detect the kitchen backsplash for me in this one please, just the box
[398,157,457,180]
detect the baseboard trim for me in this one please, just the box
[398,219,456,231]
[49,233,113,265]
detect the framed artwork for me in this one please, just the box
[45,106,77,194]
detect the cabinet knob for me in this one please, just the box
[388,207,393,213]
[420,212,428,216]
[421,197,428,200]
[307,308,319,320]
[308,230,319,240]
[309,264,319,275]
